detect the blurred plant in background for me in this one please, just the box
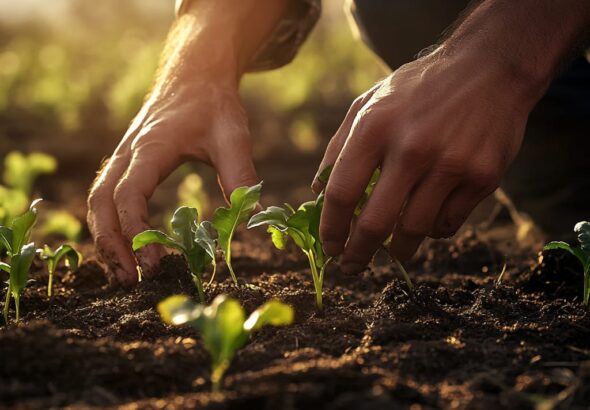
[0,151,81,240]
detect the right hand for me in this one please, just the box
[87,81,259,286]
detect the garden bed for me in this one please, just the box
[1,226,590,409]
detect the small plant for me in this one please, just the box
[1,199,41,323]
[248,194,330,309]
[544,221,590,305]
[158,294,293,391]
[212,183,262,284]
[38,244,82,297]
[133,206,216,302]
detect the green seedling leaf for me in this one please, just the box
[544,223,590,306]
[0,262,10,273]
[249,196,329,309]
[158,294,204,326]
[9,242,36,321]
[243,300,294,331]
[158,294,293,391]
[575,221,590,253]
[39,244,82,297]
[268,226,287,250]
[132,206,215,302]
[132,230,184,253]
[171,206,199,250]
[212,183,262,284]
[0,226,13,255]
[10,199,41,254]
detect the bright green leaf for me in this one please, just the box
[212,183,262,283]
[132,230,184,253]
[243,300,294,332]
[10,199,41,254]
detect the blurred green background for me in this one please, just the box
[0,0,386,232]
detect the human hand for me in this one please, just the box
[312,47,539,272]
[87,80,258,286]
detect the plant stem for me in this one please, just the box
[226,250,238,285]
[14,294,20,321]
[47,267,54,298]
[584,270,589,306]
[187,259,205,303]
[394,258,413,291]
[305,251,323,310]
[211,361,229,392]
[3,282,11,324]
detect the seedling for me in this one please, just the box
[133,207,216,302]
[158,294,293,391]
[248,194,330,309]
[1,199,41,323]
[38,244,82,297]
[212,183,262,284]
[544,221,590,305]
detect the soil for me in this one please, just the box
[1,226,590,410]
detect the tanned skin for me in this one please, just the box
[88,0,590,284]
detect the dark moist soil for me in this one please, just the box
[1,227,590,410]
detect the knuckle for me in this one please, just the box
[325,183,356,209]
[399,141,435,168]
[355,218,388,242]
[112,182,129,206]
[87,188,107,210]
[466,163,501,189]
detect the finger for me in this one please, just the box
[211,128,260,200]
[114,138,180,275]
[87,149,138,286]
[340,160,414,272]
[319,109,385,257]
[389,170,460,260]
[312,82,382,194]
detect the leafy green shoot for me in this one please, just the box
[248,195,331,310]
[158,294,293,391]
[38,244,82,297]
[212,183,262,284]
[132,206,216,302]
[544,221,590,305]
[1,199,42,323]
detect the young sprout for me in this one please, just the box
[544,221,590,305]
[248,194,330,310]
[0,199,41,323]
[38,244,82,297]
[133,207,216,302]
[158,294,293,391]
[212,183,262,284]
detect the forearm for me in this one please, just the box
[152,0,292,93]
[442,0,590,103]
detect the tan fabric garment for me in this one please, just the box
[175,0,321,72]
